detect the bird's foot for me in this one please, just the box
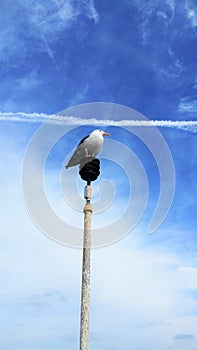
[85,154,94,158]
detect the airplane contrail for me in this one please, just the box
[0,112,197,132]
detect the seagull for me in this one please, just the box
[65,129,110,169]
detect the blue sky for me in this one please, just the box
[0,1,197,349]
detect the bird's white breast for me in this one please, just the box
[82,133,103,156]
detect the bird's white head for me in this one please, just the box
[92,129,110,137]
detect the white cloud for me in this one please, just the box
[89,238,197,348]
[1,121,197,349]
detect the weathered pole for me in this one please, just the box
[79,183,92,350]
[79,158,100,350]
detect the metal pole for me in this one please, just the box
[79,183,92,350]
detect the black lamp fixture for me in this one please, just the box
[79,157,100,184]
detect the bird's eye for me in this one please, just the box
[99,129,102,132]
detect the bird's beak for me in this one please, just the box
[103,132,110,136]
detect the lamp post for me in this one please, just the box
[79,158,100,350]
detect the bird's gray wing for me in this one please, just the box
[65,143,86,168]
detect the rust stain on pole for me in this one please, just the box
[80,184,92,350]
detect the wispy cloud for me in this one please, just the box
[87,0,99,23]
[178,99,197,116]
[185,0,197,27]
[173,333,195,340]
[17,71,40,91]
[134,0,175,45]
[0,112,197,132]
[0,0,98,63]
